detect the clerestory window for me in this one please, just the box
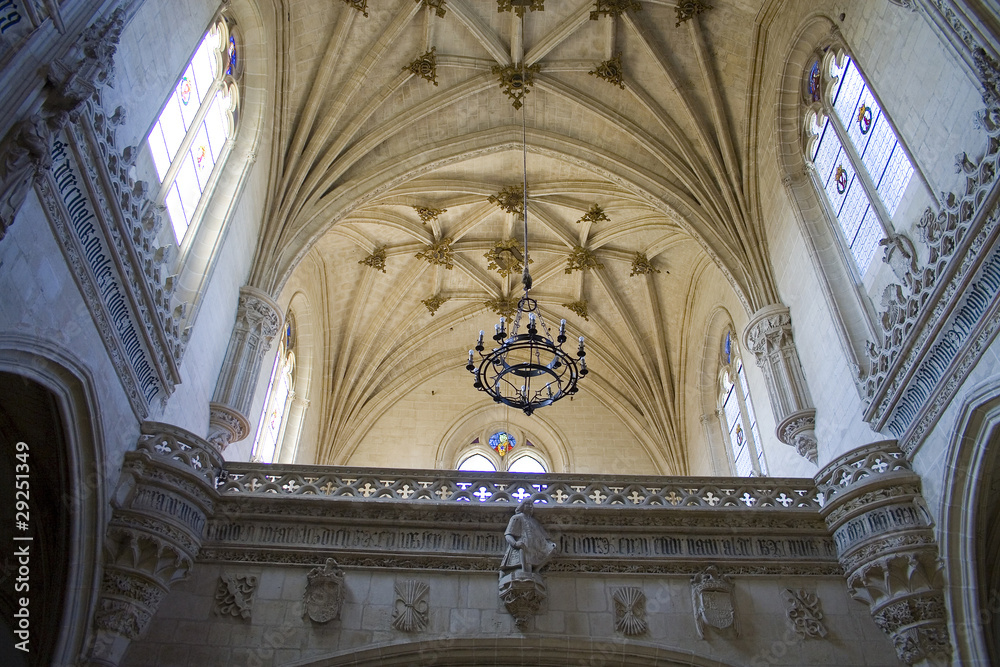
[805,47,914,276]
[457,430,547,473]
[147,17,241,243]
[252,314,295,464]
[718,330,767,477]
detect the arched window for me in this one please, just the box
[252,314,295,464]
[456,430,547,473]
[147,16,241,243]
[805,47,914,276]
[718,330,767,477]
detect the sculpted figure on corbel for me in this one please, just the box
[0,112,65,240]
[499,500,557,629]
[84,422,223,666]
[743,304,819,464]
[816,441,951,666]
[207,286,282,450]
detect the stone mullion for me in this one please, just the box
[207,285,282,450]
[743,304,819,464]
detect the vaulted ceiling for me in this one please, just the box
[250,0,782,473]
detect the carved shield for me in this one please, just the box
[303,559,345,623]
[700,590,735,629]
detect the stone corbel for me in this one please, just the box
[816,441,951,666]
[84,422,222,666]
[207,286,282,450]
[743,304,820,464]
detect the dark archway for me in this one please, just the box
[293,636,740,667]
[0,373,72,667]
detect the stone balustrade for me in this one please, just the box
[217,463,822,510]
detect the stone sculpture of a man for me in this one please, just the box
[500,500,557,578]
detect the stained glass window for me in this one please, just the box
[489,431,516,457]
[807,50,913,276]
[719,331,767,477]
[458,433,546,472]
[148,19,240,243]
[252,313,294,464]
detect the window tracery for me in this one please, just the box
[457,430,547,473]
[147,17,242,242]
[252,314,295,464]
[718,330,767,477]
[804,47,914,276]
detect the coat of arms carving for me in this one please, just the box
[303,558,345,623]
[691,565,738,638]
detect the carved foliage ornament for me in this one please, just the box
[215,573,257,620]
[414,205,447,224]
[416,0,448,18]
[566,246,604,273]
[577,203,610,225]
[303,558,345,623]
[590,0,641,20]
[630,252,660,277]
[489,185,525,215]
[392,579,429,632]
[359,245,388,273]
[416,237,455,269]
[485,295,520,318]
[563,300,590,321]
[485,238,531,277]
[497,0,544,17]
[783,589,827,639]
[613,586,647,635]
[691,566,737,638]
[404,47,438,85]
[492,63,541,109]
[590,53,625,89]
[341,0,369,17]
[421,294,448,315]
[675,0,711,27]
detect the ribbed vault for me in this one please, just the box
[251,0,781,473]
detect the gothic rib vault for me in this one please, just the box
[250,0,782,473]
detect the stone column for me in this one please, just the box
[84,422,222,666]
[742,304,819,463]
[207,286,282,450]
[816,441,951,666]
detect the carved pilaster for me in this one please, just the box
[208,286,282,450]
[84,423,222,666]
[816,441,951,666]
[743,304,819,464]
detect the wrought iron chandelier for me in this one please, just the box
[466,94,587,415]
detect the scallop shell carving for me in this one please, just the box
[392,580,429,632]
[613,586,647,636]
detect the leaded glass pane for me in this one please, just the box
[165,184,186,241]
[458,453,496,472]
[723,382,751,477]
[174,152,200,226]
[852,206,882,271]
[508,455,546,473]
[878,144,913,216]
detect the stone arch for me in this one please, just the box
[434,404,572,473]
[292,636,743,666]
[0,334,106,666]
[940,376,1000,665]
[773,15,876,373]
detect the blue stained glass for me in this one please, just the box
[489,431,516,457]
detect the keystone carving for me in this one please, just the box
[744,305,819,463]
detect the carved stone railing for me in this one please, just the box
[861,108,1000,453]
[218,463,822,509]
